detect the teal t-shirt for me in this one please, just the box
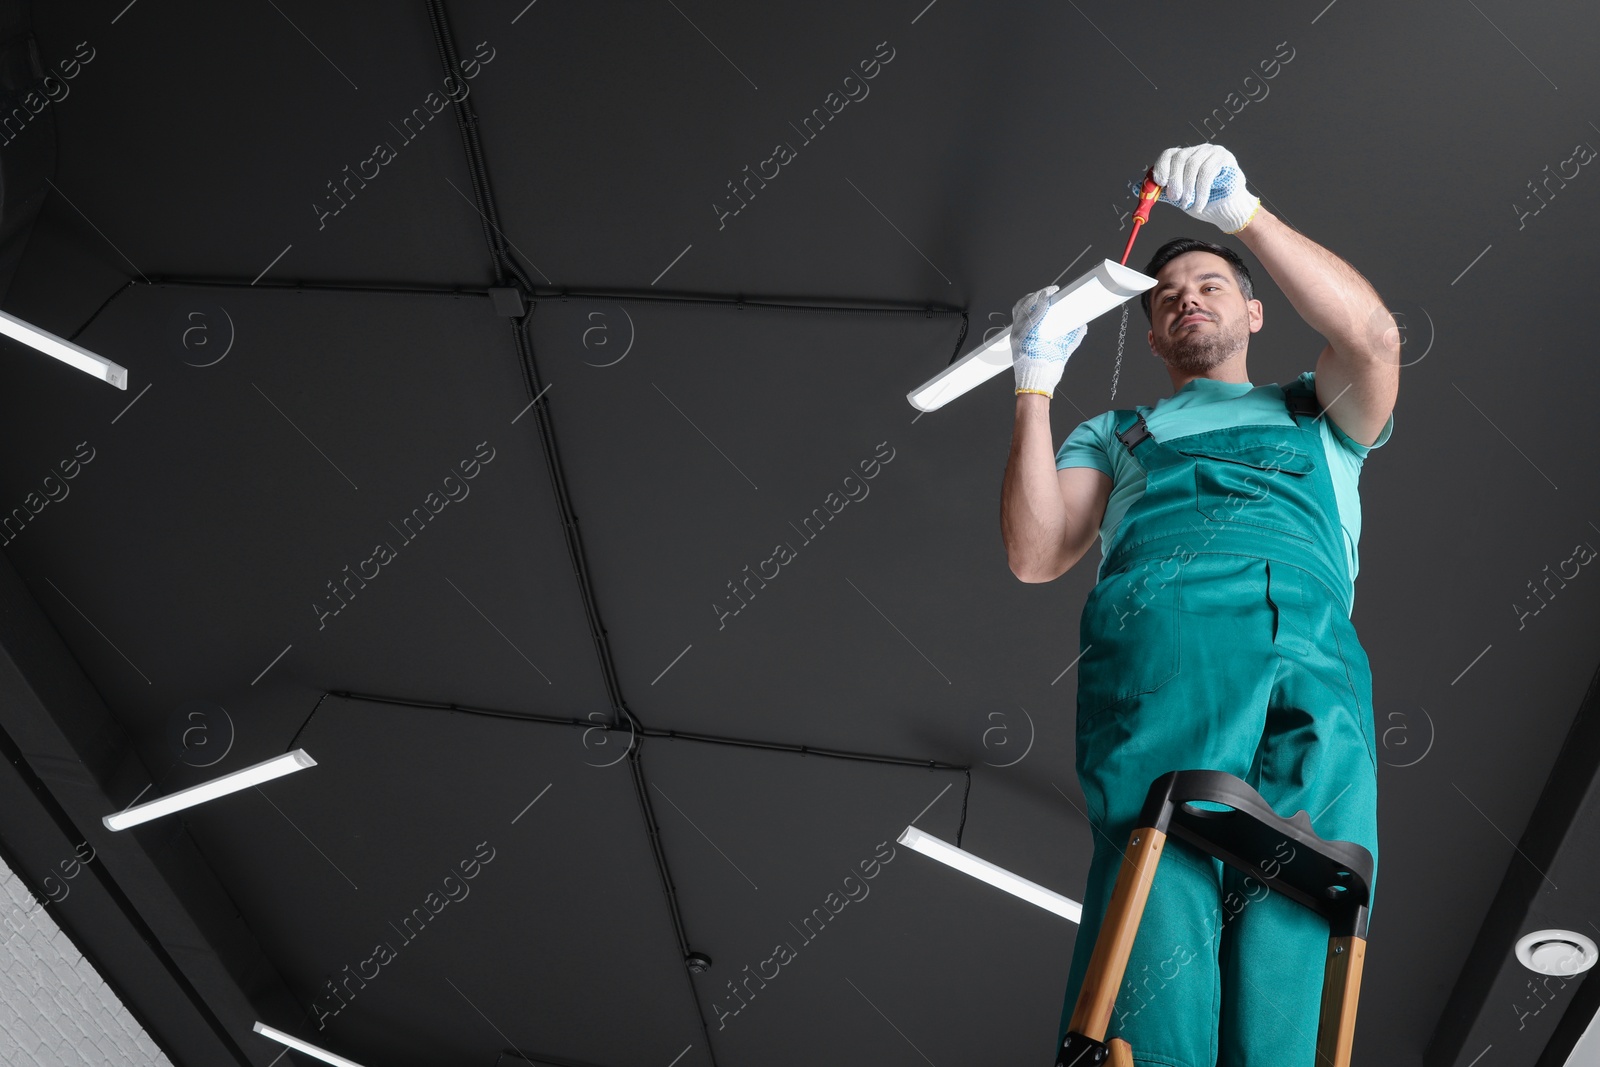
[1055,371,1393,610]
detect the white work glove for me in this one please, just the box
[1152,144,1261,234]
[1010,286,1087,399]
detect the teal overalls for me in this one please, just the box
[1054,378,1380,1067]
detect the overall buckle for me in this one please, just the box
[1283,381,1324,419]
[1116,414,1152,452]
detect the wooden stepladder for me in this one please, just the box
[1055,770,1374,1067]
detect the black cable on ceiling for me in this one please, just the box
[68,275,966,344]
[532,287,965,318]
[419,2,722,1057]
[299,689,973,775]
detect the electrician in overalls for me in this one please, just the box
[999,143,1400,1066]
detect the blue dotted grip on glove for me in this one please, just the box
[1128,165,1244,211]
[1017,296,1085,362]
[1019,322,1085,362]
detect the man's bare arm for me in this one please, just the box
[1234,207,1400,446]
[1001,394,1109,582]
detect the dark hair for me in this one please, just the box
[1139,237,1254,322]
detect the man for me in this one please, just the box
[999,143,1399,1065]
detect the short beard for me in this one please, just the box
[1153,314,1247,374]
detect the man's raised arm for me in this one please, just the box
[998,288,1103,582]
[1233,207,1400,447]
[1150,142,1400,447]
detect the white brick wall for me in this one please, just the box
[0,853,174,1067]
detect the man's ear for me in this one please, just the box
[1147,328,1157,354]
[1246,298,1264,334]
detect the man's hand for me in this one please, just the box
[1011,286,1087,400]
[1152,144,1261,235]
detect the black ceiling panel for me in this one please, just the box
[0,282,609,753]
[37,0,491,286]
[175,693,710,1067]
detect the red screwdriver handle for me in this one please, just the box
[1120,168,1162,266]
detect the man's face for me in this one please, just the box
[1146,251,1263,374]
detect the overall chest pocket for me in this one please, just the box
[1177,442,1317,543]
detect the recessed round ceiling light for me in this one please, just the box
[1515,930,1598,976]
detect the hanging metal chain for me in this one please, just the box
[1110,302,1129,399]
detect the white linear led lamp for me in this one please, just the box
[253,1021,371,1067]
[0,307,129,389]
[102,750,316,831]
[898,825,1082,923]
[906,259,1158,412]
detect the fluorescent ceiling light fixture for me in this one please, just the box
[253,1021,370,1067]
[0,307,128,390]
[898,825,1082,923]
[906,259,1157,412]
[103,750,316,831]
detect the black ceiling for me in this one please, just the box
[0,1,1598,1065]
